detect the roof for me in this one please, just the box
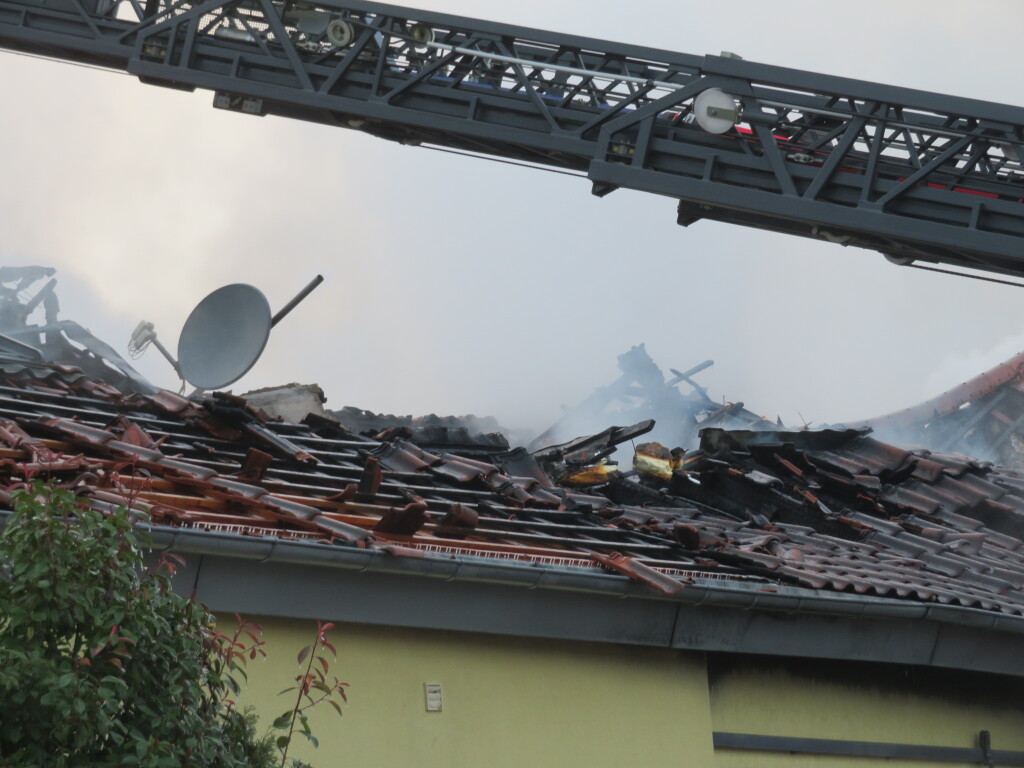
[2,356,1024,623]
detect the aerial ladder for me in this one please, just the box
[2,0,1024,277]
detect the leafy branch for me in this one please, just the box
[272,621,348,767]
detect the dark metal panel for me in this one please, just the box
[713,732,1024,765]
[671,604,1024,679]
[929,622,1024,677]
[673,605,939,666]
[191,555,681,647]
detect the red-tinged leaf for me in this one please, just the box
[320,622,335,632]
[338,688,348,702]
[329,700,344,717]
[322,641,337,655]
[110,657,123,670]
[317,657,328,673]
[297,645,312,665]
[249,649,258,660]
[78,658,91,666]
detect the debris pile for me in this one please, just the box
[529,344,774,452]
[0,354,1022,617]
[0,266,154,394]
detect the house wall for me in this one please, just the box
[231,616,1024,768]
[235,616,717,768]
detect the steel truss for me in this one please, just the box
[2,0,1024,274]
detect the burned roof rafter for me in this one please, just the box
[530,344,775,454]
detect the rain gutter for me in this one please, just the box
[141,524,1024,635]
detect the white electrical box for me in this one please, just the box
[424,682,443,712]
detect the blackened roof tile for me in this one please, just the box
[3,361,1024,620]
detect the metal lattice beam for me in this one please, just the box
[2,0,1024,274]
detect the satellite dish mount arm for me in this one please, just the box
[271,274,324,327]
[128,321,183,378]
[150,334,183,378]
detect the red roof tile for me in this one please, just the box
[4,356,1024,620]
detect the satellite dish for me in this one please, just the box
[177,284,272,390]
[694,88,740,134]
[131,275,323,391]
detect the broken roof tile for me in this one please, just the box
[1,346,1024,618]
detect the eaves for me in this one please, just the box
[145,522,1024,680]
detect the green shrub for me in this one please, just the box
[0,481,277,767]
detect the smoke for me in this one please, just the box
[923,331,1024,403]
[1,0,1023,448]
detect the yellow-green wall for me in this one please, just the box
[230,616,1024,768]
[236,616,716,768]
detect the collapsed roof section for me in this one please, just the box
[0,267,155,394]
[0,346,1023,626]
[529,344,774,452]
[856,350,1024,468]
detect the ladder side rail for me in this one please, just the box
[705,54,1024,130]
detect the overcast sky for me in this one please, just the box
[1,0,1023,437]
